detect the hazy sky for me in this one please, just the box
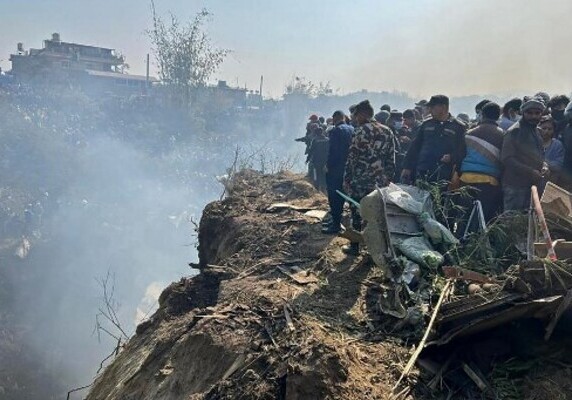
[1,0,571,98]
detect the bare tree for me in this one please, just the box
[93,270,129,343]
[148,1,229,93]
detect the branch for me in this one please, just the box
[66,383,92,400]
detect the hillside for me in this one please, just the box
[86,171,572,400]
[86,170,414,399]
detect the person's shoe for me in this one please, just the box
[321,225,341,235]
[342,243,359,256]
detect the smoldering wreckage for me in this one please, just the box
[86,171,572,400]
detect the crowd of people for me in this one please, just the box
[297,92,572,255]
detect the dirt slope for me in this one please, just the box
[86,170,417,400]
[86,170,572,400]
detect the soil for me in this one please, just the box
[86,170,572,400]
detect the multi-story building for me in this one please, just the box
[9,33,156,93]
[10,33,124,77]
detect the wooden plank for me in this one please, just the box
[392,279,453,393]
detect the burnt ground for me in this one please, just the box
[86,170,572,400]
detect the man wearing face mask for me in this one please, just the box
[401,95,467,185]
[499,98,523,131]
[501,98,547,211]
[548,95,570,140]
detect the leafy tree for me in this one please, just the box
[148,2,229,91]
[285,76,332,98]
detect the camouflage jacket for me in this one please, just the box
[344,120,396,199]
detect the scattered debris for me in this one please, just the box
[87,172,572,400]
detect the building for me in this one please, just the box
[10,33,125,76]
[9,33,156,94]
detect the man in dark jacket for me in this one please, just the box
[322,111,354,234]
[308,128,329,192]
[549,95,570,140]
[501,98,546,211]
[295,115,321,179]
[395,109,419,182]
[459,102,504,222]
[401,95,467,185]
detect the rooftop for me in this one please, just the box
[85,69,158,82]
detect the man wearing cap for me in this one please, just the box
[501,98,546,211]
[295,115,322,180]
[296,114,321,143]
[306,114,319,134]
[401,95,467,185]
[343,100,395,255]
[322,111,354,234]
[307,127,329,192]
[374,110,391,125]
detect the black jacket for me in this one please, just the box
[403,115,467,173]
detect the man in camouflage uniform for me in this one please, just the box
[295,114,322,180]
[343,100,396,255]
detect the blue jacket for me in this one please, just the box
[460,120,504,179]
[327,122,354,175]
[545,139,564,172]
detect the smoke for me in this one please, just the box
[136,281,164,325]
[0,83,303,399]
[347,1,572,98]
[8,135,218,395]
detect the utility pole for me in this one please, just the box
[259,75,264,100]
[145,53,150,92]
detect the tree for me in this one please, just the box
[285,76,332,98]
[148,2,229,90]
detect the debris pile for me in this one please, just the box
[87,172,572,400]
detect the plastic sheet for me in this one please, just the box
[384,183,424,215]
[419,212,459,245]
[396,236,444,269]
